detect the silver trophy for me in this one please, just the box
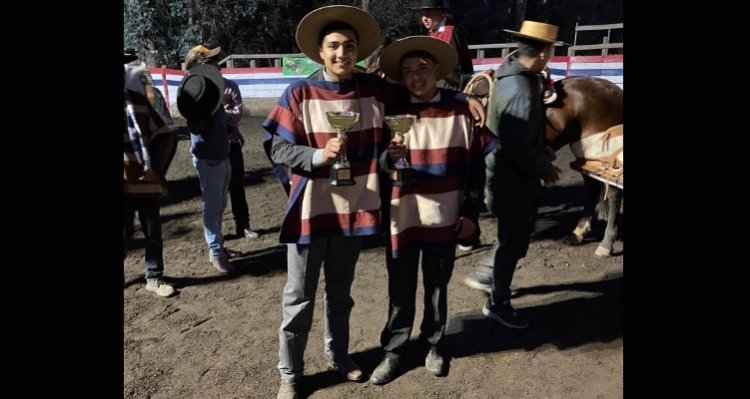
[384,114,417,186]
[326,111,360,186]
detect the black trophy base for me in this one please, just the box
[330,166,355,186]
[390,169,414,187]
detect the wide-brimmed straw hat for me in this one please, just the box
[380,35,457,82]
[503,20,570,46]
[296,5,381,65]
[177,64,225,121]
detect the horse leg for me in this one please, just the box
[567,175,599,244]
[595,187,623,257]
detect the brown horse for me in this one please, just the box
[545,76,623,256]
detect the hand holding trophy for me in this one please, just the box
[326,111,360,186]
[384,114,417,186]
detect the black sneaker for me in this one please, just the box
[482,301,529,329]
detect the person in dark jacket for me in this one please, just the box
[482,20,563,329]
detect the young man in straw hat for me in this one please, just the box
[262,6,391,398]
[368,35,496,384]
[482,20,564,329]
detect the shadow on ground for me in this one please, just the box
[300,275,622,397]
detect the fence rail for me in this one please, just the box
[569,22,623,56]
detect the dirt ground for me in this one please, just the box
[124,116,623,399]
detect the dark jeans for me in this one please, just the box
[228,142,250,232]
[489,192,538,307]
[124,196,164,279]
[380,245,456,357]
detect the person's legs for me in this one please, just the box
[322,235,364,380]
[485,193,537,329]
[370,246,419,385]
[379,246,419,357]
[278,239,327,382]
[419,245,455,376]
[419,245,456,348]
[227,143,251,235]
[192,157,231,260]
[464,241,497,293]
[136,197,174,297]
[123,197,135,260]
[137,197,164,279]
[322,236,362,357]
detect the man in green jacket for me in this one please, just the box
[482,21,562,329]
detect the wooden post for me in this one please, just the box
[160,65,170,108]
[602,35,609,56]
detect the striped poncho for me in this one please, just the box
[262,71,394,244]
[124,87,177,198]
[387,92,496,258]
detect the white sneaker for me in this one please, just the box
[145,278,175,297]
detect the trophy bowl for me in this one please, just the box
[326,111,360,186]
[384,114,417,186]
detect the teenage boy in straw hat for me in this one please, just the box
[262,5,486,398]
[481,20,564,330]
[368,35,497,384]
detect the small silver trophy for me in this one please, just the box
[326,111,360,186]
[384,114,417,186]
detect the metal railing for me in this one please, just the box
[211,23,623,67]
[568,22,623,56]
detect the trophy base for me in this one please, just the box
[330,166,355,186]
[390,169,414,186]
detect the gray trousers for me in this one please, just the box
[278,235,362,381]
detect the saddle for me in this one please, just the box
[570,124,624,189]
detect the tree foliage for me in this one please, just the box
[124,0,622,68]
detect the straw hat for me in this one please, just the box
[503,20,569,45]
[380,36,457,82]
[296,5,381,65]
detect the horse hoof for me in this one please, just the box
[594,246,612,257]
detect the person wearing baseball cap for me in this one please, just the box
[178,46,236,275]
